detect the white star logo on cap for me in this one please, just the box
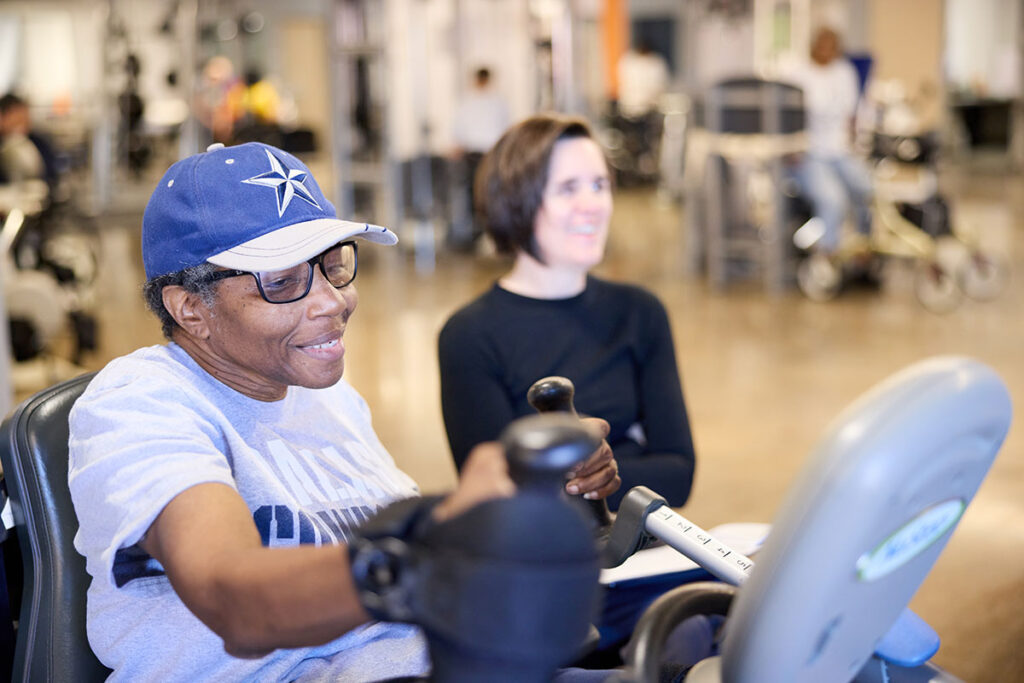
[242,149,321,217]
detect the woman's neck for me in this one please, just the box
[499,252,588,299]
[173,333,287,402]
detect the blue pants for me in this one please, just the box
[792,154,873,253]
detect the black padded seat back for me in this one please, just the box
[0,372,111,681]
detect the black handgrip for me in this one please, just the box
[527,376,615,530]
[501,413,602,494]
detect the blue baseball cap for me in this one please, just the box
[142,142,397,279]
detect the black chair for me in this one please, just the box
[0,372,111,681]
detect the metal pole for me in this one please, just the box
[551,1,577,113]
[178,0,202,159]
[409,0,435,273]
[90,0,115,213]
[327,0,356,219]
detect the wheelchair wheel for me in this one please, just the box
[619,582,734,683]
[957,250,1006,301]
[914,260,961,313]
[797,254,842,302]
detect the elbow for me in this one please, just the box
[184,575,283,655]
[206,591,274,655]
[219,623,276,659]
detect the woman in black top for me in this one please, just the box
[438,113,696,510]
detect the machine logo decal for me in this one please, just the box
[856,498,965,582]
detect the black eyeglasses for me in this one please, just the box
[202,241,358,304]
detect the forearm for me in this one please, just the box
[142,483,370,656]
[148,449,516,656]
[180,543,370,656]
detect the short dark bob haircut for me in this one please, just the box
[474,113,606,261]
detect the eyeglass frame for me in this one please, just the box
[200,240,358,304]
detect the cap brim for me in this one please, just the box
[206,218,398,271]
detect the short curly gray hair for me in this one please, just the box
[142,262,221,340]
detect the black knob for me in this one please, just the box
[527,376,578,415]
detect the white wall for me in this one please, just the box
[945,0,1021,97]
[386,0,534,159]
[456,0,535,121]
[693,13,756,88]
[0,2,103,121]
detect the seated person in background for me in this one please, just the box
[616,41,668,122]
[68,141,620,681]
[438,114,702,657]
[787,26,873,261]
[439,113,696,512]
[0,93,60,188]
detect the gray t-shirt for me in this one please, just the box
[68,343,429,682]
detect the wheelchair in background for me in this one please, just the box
[793,85,1006,312]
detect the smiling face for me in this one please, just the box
[532,136,613,273]
[183,269,359,400]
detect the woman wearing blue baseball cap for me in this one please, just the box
[67,141,621,681]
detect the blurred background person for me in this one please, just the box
[0,93,59,189]
[787,26,874,265]
[439,112,696,510]
[448,66,510,251]
[232,67,284,147]
[612,41,669,186]
[195,55,245,145]
[616,40,669,121]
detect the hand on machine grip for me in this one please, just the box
[433,442,516,523]
[528,375,617,529]
[565,417,620,500]
[351,412,603,682]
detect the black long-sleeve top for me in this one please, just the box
[438,276,696,509]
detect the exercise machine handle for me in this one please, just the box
[527,376,616,530]
[501,413,602,495]
[606,486,755,585]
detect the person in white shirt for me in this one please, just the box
[614,42,670,185]
[450,67,511,249]
[789,27,873,257]
[452,67,510,158]
[616,43,669,120]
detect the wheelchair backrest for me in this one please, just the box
[0,372,110,681]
